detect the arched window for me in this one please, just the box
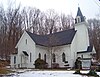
[78,18,80,23]
[25,39,27,44]
[62,53,66,62]
[30,53,32,62]
[14,56,16,64]
[44,54,46,62]
[39,53,41,59]
[52,53,56,62]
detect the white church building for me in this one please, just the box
[10,7,96,69]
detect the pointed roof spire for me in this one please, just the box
[76,7,85,22]
[77,7,83,17]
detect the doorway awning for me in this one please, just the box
[23,51,29,56]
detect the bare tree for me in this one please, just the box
[46,34,60,68]
[44,9,59,34]
[88,19,100,60]
[60,14,74,30]
[38,12,46,35]
[0,6,8,59]
[0,4,23,60]
[21,7,41,34]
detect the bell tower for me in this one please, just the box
[75,7,89,52]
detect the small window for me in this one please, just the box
[62,53,66,62]
[78,17,80,23]
[44,54,46,62]
[75,18,77,24]
[30,53,32,62]
[52,53,56,62]
[26,39,27,44]
[81,55,83,58]
[14,56,16,64]
[39,53,41,59]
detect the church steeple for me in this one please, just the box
[75,7,85,24]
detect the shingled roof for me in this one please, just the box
[26,28,76,47]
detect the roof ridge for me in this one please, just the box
[26,28,75,36]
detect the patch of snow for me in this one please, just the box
[10,69,100,77]
[11,69,32,73]
[12,70,80,77]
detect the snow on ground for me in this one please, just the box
[10,69,100,77]
[13,70,81,77]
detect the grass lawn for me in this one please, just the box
[0,68,14,74]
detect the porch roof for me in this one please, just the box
[77,46,93,54]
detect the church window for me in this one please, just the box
[52,53,56,62]
[26,39,27,44]
[81,55,83,58]
[39,53,41,59]
[30,53,32,62]
[14,56,16,64]
[62,53,66,62]
[44,54,46,62]
[77,17,80,23]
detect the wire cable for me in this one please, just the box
[93,0,100,7]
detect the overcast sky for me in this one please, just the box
[0,0,100,19]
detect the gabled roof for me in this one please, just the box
[26,28,76,47]
[77,46,93,54]
[77,7,85,22]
